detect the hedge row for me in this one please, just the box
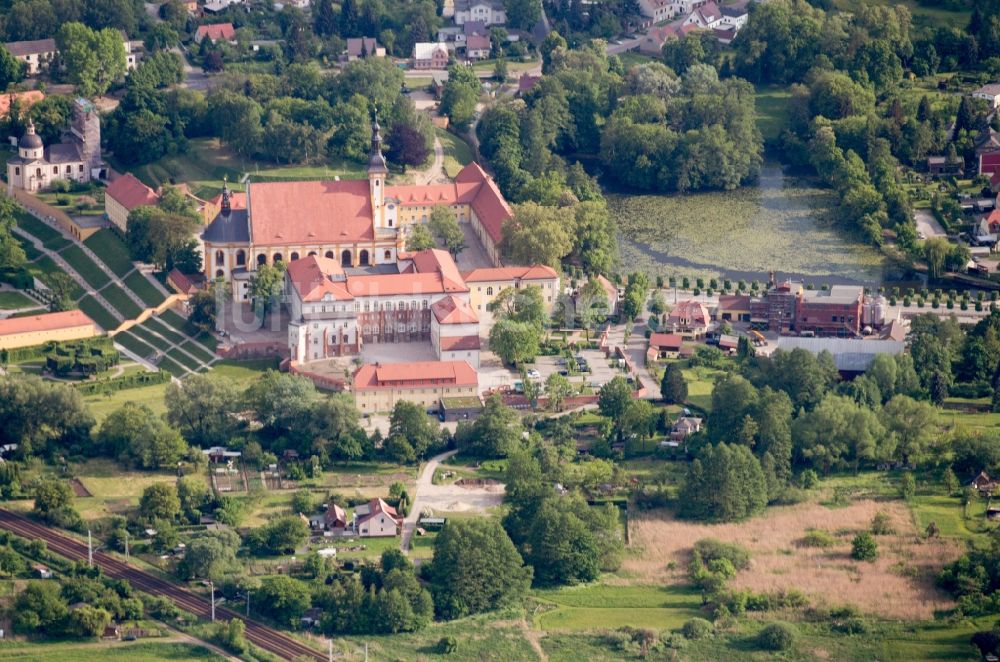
[73,369,170,395]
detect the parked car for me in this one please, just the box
[526,369,541,379]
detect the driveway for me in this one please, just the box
[401,450,505,550]
[914,209,946,239]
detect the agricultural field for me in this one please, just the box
[611,163,886,284]
[0,641,224,662]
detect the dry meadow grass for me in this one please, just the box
[626,500,961,620]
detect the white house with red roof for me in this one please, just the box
[104,173,159,232]
[354,498,403,536]
[667,300,711,336]
[431,295,481,367]
[202,110,515,297]
[194,23,236,44]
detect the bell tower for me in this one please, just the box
[367,106,388,228]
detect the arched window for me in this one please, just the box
[273,253,283,263]
[215,250,224,267]
[325,250,334,259]
[486,286,493,296]
[236,250,246,266]
[359,250,369,266]
[257,254,267,266]
[290,251,300,261]
[384,250,391,261]
[341,249,352,267]
[308,251,317,257]
[65,165,71,174]
[52,166,58,174]
[36,168,41,177]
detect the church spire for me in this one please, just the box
[367,105,388,175]
[220,176,231,217]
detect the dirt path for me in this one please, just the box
[411,136,446,185]
[522,619,549,661]
[401,449,457,551]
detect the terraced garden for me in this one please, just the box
[77,296,120,331]
[15,210,68,250]
[123,271,166,307]
[100,283,143,319]
[59,244,110,290]
[84,229,135,278]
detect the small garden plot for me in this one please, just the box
[15,209,64,246]
[0,291,37,310]
[165,347,203,371]
[100,283,143,319]
[626,500,962,620]
[77,295,120,331]
[156,355,188,377]
[84,229,134,277]
[128,324,173,352]
[59,244,110,289]
[113,330,159,360]
[123,271,166,307]
[143,316,187,345]
[178,339,216,364]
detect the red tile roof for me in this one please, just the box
[248,179,373,246]
[106,173,159,211]
[0,309,95,336]
[668,300,710,326]
[208,190,247,210]
[461,264,558,282]
[195,23,236,42]
[649,333,684,350]
[431,295,479,324]
[440,335,481,351]
[357,498,401,525]
[409,248,466,290]
[353,360,478,389]
[285,255,352,302]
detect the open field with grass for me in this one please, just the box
[754,85,792,143]
[0,291,37,309]
[832,0,969,29]
[72,458,206,501]
[78,296,120,331]
[210,357,279,379]
[437,128,475,178]
[83,382,169,422]
[612,163,886,284]
[533,583,703,632]
[14,210,65,249]
[100,283,143,319]
[627,499,960,620]
[125,138,367,199]
[83,229,134,278]
[681,365,725,411]
[0,641,224,661]
[59,244,110,290]
[124,271,166,307]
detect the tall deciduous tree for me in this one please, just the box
[56,23,127,97]
[165,374,240,447]
[502,202,572,269]
[679,443,767,522]
[660,362,688,404]
[387,123,430,174]
[0,45,26,89]
[428,206,466,257]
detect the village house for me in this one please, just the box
[4,38,57,75]
[33,564,53,579]
[718,334,739,354]
[667,300,710,336]
[104,173,159,232]
[927,155,963,177]
[974,84,1000,109]
[412,42,450,69]
[972,470,996,497]
[518,72,541,96]
[453,0,507,26]
[647,332,684,360]
[671,416,702,443]
[465,33,492,60]
[194,23,237,44]
[352,360,478,413]
[716,294,751,322]
[344,38,385,61]
[355,498,403,537]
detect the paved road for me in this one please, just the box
[401,449,458,551]
[0,509,326,661]
[914,209,947,239]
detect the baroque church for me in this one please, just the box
[6,98,103,193]
[202,110,514,302]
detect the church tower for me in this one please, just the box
[367,106,388,229]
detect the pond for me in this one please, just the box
[610,163,888,286]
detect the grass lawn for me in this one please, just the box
[437,128,475,178]
[126,138,367,199]
[755,84,793,144]
[23,256,83,298]
[157,355,189,377]
[533,583,703,632]
[83,382,169,423]
[72,458,203,500]
[84,229,135,278]
[16,235,41,260]
[123,271,166,307]
[910,492,989,540]
[0,291,37,309]
[128,324,173,352]
[14,210,64,247]
[59,244,110,290]
[177,340,216,364]
[165,346,204,371]
[159,309,193,334]
[100,283,143,319]
[680,365,724,411]
[209,357,280,379]
[77,295,121,331]
[113,329,158,360]
[143,317,188,345]
[831,0,969,29]
[471,57,538,76]
[0,641,224,661]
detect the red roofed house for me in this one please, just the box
[465,33,491,60]
[105,173,159,231]
[355,498,403,537]
[462,264,560,322]
[0,310,99,349]
[353,360,478,412]
[982,152,1000,188]
[667,300,711,336]
[518,73,541,96]
[194,23,236,44]
[431,294,480,368]
[202,114,517,302]
[345,37,385,60]
[648,332,684,360]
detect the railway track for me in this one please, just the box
[0,509,326,661]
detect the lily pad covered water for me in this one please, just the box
[611,163,887,285]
